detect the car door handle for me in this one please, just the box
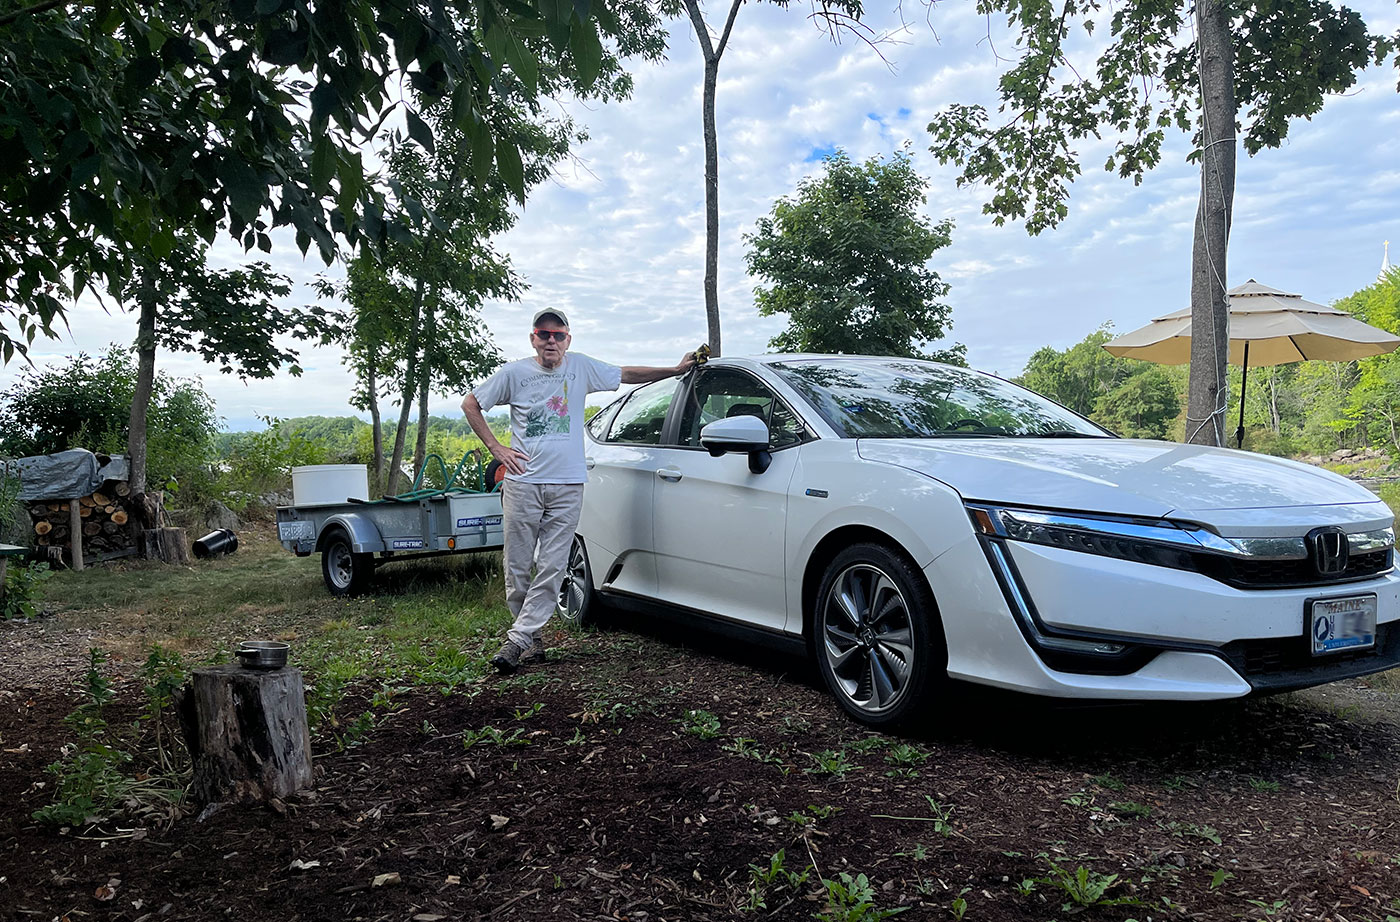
[657,468,683,482]
[585,457,596,470]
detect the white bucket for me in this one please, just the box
[291,464,369,507]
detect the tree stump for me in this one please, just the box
[177,665,314,805]
[142,527,189,564]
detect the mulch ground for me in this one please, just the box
[3,619,1399,922]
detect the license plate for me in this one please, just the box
[1308,594,1377,656]
[278,520,315,541]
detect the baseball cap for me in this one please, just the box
[532,308,569,328]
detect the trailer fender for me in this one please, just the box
[316,513,386,554]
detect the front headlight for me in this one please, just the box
[966,503,1394,587]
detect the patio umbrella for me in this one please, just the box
[1103,279,1400,449]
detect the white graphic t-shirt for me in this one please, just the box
[471,353,622,484]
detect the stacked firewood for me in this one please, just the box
[28,481,135,562]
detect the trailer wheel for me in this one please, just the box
[322,531,373,597]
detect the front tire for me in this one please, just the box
[557,535,597,627]
[322,531,374,597]
[812,543,945,727]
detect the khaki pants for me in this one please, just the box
[501,480,584,649]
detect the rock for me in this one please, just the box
[1331,449,1358,460]
[198,499,240,533]
[259,489,294,509]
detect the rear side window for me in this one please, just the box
[605,378,679,444]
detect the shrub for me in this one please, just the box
[2,561,51,620]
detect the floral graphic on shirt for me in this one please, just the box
[524,380,570,437]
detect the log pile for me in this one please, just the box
[27,481,136,563]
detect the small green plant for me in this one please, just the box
[1036,862,1140,909]
[1091,773,1126,791]
[808,804,841,818]
[462,725,530,750]
[1163,775,1196,791]
[849,735,890,753]
[33,649,135,825]
[1247,778,1280,793]
[1110,800,1153,819]
[743,848,810,911]
[514,702,545,720]
[950,887,970,920]
[1161,821,1222,845]
[924,797,956,837]
[884,744,928,768]
[806,748,855,778]
[1245,898,1289,918]
[818,871,908,921]
[2,561,51,620]
[1013,879,1036,896]
[1208,869,1235,890]
[565,727,586,745]
[680,709,722,739]
[138,644,187,772]
[1062,790,1094,808]
[421,719,439,736]
[895,843,929,861]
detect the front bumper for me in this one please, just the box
[926,534,1400,700]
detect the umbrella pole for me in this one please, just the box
[1235,341,1249,450]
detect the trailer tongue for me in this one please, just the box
[276,452,505,596]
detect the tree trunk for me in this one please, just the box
[1184,0,1236,447]
[385,275,428,496]
[367,348,384,494]
[700,55,722,357]
[128,270,158,496]
[177,665,313,805]
[413,300,437,477]
[683,0,742,359]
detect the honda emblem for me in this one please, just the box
[1307,526,1349,577]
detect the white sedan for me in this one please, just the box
[559,355,1397,726]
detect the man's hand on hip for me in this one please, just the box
[492,443,531,476]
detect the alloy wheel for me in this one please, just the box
[557,537,590,624]
[820,563,916,715]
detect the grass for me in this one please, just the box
[37,525,514,724]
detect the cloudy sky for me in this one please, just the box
[5,1,1399,431]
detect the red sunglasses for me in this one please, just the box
[534,329,568,342]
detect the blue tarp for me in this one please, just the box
[8,449,128,501]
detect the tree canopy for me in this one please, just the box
[926,0,1392,235]
[0,0,665,362]
[744,147,962,363]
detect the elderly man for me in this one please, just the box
[462,309,697,673]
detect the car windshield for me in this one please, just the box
[769,358,1111,439]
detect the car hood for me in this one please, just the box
[857,438,1389,533]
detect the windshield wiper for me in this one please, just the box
[1024,430,1110,438]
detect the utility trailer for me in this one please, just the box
[277,453,506,596]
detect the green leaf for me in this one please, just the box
[311,135,336,190]
[469,122,494,184]
[216,155,264,224]
[496,138,525,203]
[569,19,603,89]
[405,107,435,153]
[501,28,539,94]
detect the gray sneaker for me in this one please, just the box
[523,634,547,665]
[491,639,527,674]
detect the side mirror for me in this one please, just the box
[700,416,772,474]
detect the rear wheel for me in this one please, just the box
[812,543,945,727]
[322,531,374,597]
[557,535,596,627]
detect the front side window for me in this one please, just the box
[677,368,808,450]
[605,378,680,444]
[770,358,1110,439]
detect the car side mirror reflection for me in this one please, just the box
[699,416,773,474]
